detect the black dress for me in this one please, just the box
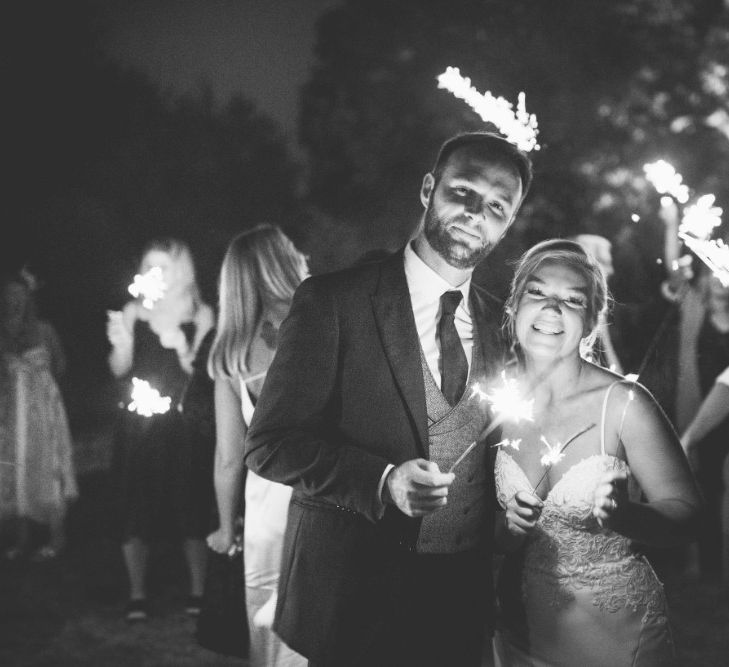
[112,319,199,541]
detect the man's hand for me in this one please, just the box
[384,459,455,517]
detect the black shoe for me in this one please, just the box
[185,595,203,616]
[125,598,149,623]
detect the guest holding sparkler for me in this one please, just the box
[245,131,533,666]
[107,238,214,622]
[206,224,308,666]
[0,269,77,561]
[493,239,701,666]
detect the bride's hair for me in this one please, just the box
[504,238,609,358]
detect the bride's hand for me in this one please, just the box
[505,490,544,537]
[592,470,629,528]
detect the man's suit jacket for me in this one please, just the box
[245,249,508,663]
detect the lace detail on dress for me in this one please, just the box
[496,450,669,626]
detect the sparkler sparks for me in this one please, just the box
[539,435,565,467]
[436,67,540,152]
[680,194,723,240]
[491,438,522,451]
[643,160,690,204]
[127,377,171,417]
[472,373,535,424]
[128,267,167,309]
[679,235,729,287]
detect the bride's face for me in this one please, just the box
[514,262,590,363]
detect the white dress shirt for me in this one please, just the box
[402,241,473,385]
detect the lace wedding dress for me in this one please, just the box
[493,382,675,666]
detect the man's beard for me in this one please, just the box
[423,204,492,269]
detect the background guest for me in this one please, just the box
[206,224,308,666]
[0,269,78,561]
[106,238,214,622]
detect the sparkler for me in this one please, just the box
[680,194,723,240]
[436,67,540,152]
[532,423,597,494]
[643,160,690,204]
[679,235,729,287]
[127,377,171,417]
[449,374,533,473]
[128,267,167,309]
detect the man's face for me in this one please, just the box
[420,147,523,269]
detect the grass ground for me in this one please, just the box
[1,426,728,666]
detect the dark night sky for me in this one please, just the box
[94,0,341,151]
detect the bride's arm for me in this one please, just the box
[595,383,702,548]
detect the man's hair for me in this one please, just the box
[430,131,534,200]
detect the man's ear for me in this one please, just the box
[420,172,435,209]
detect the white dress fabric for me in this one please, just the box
[0,346,77,523]
[240,378,305,667]
[493,382,675,666]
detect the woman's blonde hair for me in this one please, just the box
[207,224,308,379]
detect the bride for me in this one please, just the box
[492,239,701,666]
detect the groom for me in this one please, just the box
[245,131,533,666]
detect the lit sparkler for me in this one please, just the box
[127,377,171,417]
[643,160,690,204]
[436,67,540,152]
[491,438,522,451]
[128,267,167,309]
[679,235,729,287]
[532,423,597,493]
[471,372,535,424]
[450,374,533,472]
[679,194,723,240]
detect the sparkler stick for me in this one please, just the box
[532,423,596,494]
[128,267,167,309]
[436,67,540,152]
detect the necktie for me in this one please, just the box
[438,290,468,406]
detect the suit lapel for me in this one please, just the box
[371,252,428,457]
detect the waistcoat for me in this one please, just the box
[416,324,493,554]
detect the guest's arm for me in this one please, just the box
[107,302,136,378]
[592,382,702,547]
[681,374,729,452]
[207,375,245,554]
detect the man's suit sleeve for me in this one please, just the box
[244,277,391,523]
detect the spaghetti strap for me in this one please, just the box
[599,381,623,456]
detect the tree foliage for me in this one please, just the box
[299,0,729,263]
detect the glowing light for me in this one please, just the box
[127,377,171,417]
[679,235,729,287]
[472,372,535,424]
[539,435,565,467]
[436,67,540,152]
[679,194,723,241]
[128,267,167,309]
[623,373,639,383]
[631,214,641,223]
[491,438,522,451]
[643,160,690,204]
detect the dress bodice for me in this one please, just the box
[494,381,670,645]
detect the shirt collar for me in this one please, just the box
[403,242,471,308]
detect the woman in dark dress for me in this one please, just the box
[106,238,214,621]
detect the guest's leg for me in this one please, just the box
[183,537,207,597]
[122,537,149,600]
